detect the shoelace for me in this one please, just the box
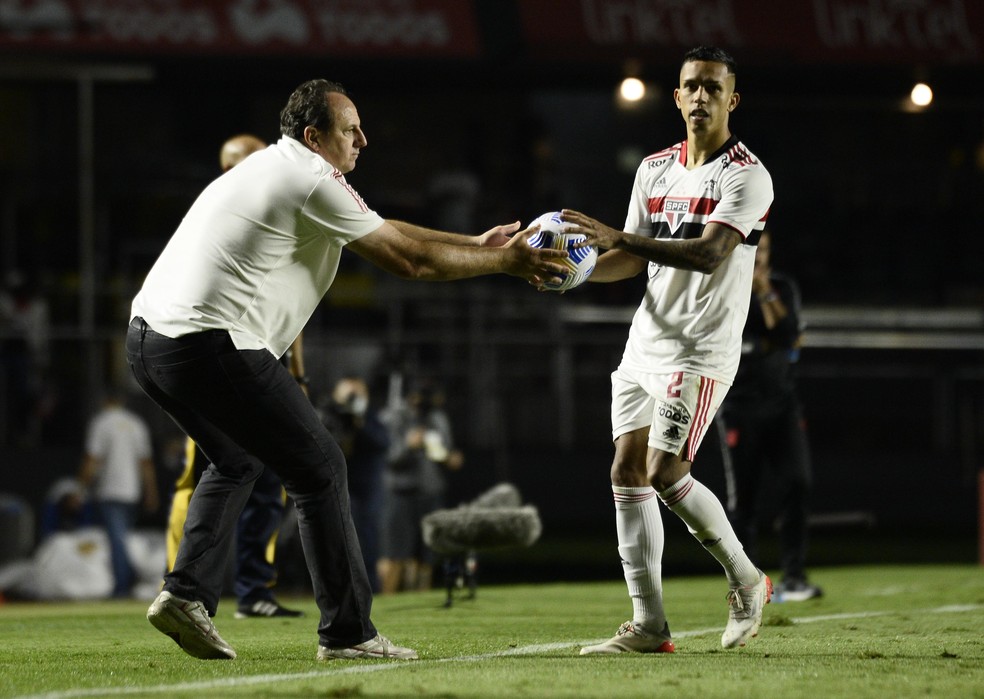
[180,600,217,634]
[615,621,649,638]
[727,588,751,618]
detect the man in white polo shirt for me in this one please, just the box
[130,79,567,662]
[78,391,158,598]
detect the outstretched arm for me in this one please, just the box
[346,220,569,283]
[562,209,741,274]
[388,220,523,249]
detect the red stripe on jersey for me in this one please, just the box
[643,142,684,165]
[648,195,717,217]
[332,169,370,213]
[726,143,759,167]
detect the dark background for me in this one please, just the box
[1,0,982,580]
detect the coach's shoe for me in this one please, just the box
[147,591,236,660]
[234,599,304,619]
[317,634,419,660]
[579,620,675,655]
[721,571,773,648]
[774,577,823,603]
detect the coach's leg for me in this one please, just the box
[126,326,267,614]
[188,347,376,647]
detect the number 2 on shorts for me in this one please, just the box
[667,371,683,398]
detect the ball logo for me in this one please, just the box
[526,211,598,292]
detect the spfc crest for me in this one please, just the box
[662,197,691,234]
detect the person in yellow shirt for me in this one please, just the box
[164,134,303,618]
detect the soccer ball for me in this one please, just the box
[526,211,598,292]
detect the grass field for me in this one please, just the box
[1,564,982,698]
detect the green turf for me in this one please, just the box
[1,564,982,698]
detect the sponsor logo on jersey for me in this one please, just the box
[663,197,691,233]
[657,401,691,425]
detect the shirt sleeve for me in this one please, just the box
[302,170,385,244]
[708,165,773,240]
[85,420,106,459]
[623,162,655,236]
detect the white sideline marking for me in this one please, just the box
[16,603,983,699]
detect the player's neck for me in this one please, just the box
[686,129,731,169]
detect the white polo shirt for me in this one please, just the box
[131,136,384,358]
[620,136,773,385]
[85,405,152,504]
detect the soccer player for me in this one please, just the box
[562,46,775,653]
[130,79,568,661]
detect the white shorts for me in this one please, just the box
[611,366,729,462]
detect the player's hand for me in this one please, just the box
[477,221,521,248]
[505,225,569,285]
[560,209,623,250]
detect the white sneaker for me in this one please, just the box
[147,591,236,660]
[774,578,823,603]
[317,634,418,660]
[721,571,773,648]
[579,620,675,655]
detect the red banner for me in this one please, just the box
[518,0,984,65]
[0,0,481,57]
[3,0,981,64]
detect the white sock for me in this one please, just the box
[658,474,759,587]
[613,485,667,631]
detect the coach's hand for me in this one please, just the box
[504,225,568,285]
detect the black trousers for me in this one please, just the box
[126,318,376,647]
[718,395,813,580]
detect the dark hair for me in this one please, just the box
[682,46,737,75]
[279,79,347,141]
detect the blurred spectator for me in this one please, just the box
[319,376,390,593]
[39,477,96,540]
[427,156,481,233]
[219,133,267,171]
[78,391,159,598]
[378,379,464,592]
[716,229,822,602]
[0,269,51,447]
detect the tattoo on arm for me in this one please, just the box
[614,228,739,273]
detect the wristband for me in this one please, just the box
[760,291,778,304]
[295,376,310,386]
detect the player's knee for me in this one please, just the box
[610,459,647,487]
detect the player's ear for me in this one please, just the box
[728,91,740,112]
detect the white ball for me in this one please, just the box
[526,211,598,292]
